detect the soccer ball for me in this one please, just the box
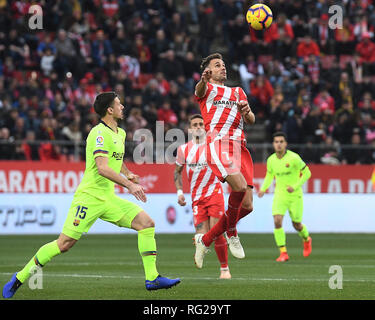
[246,3,273,30]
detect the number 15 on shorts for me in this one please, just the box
[75,206,88,219]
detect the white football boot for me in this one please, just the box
[194,233,209,268]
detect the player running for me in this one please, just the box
[174,114,231,278]
[258,131,312,262]
[2,92,180,298]
[193,53,256,268]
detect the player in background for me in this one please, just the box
[174,114,231,279]
[258,131,312,262]
[2,92,180,298]
[193,53,256,268]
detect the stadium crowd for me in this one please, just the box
[0,0,374,164]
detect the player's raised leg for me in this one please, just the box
[273,214,289,262]
[2,233,76,299]
[131,211,180,290]
[292,221,312,257]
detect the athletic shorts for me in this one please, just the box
[272,195,304,223]
[192,190,225,227]
[62,192,143,240]
[206,138,253,187]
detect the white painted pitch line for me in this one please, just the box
[0,272,374,283]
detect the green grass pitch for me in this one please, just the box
[0,233,374,300]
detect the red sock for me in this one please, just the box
[226,191,246,238]
[214,235,228,269]
[230,207,253,237]
[202,213,227,247]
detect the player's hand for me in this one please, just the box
[178,194,186,206]
[127,172,140,184]
[201,68,211,83]
[287,186,294,193]
[258,191,265,198]
[129,183,147,202]
[237,100,251,116]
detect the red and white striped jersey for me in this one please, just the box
[195,83,247,142]
[176,140,223,203]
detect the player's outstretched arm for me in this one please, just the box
[195,68,211,98]
[95,156,146,202]
[174,164,186,206]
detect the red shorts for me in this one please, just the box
[192,190,225,227]
[206,139,253,187]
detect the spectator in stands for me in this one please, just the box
[157,49,183,81]
[319,135,341,165]
[296,35,320,63]
[335,17,355,55]
[311,14,335,55]
[273,13,295,59]
[313,89,335,114]
[126,107,148,133]
[250,75,274,116]
[157,99,178,126]
[341,132,369,164]
[355,32,375,75]
[0,127,16,159]
[91,29,113,68]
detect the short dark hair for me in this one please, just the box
[93,92,118,117]
[272,131,287,141]
[189,114,203,124]
[200,53,223,72]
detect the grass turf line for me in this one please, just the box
[0,233,374,300]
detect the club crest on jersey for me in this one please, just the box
[285,163,290,168]
[73,219,80,226]
[96,136,104,146]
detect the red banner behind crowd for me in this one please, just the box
[0,161,374,194]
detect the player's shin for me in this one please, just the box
[273,227,287,252]
[226,191,246,238]
[138,227,159,281]
[16,240,61,283]
[298,224,310,241]
[202,214,227,247]
[214,235,228,269]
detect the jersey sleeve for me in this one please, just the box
[294,153,307,171]
[176,145,185,167]
[194,82,212,102]
[90,128,110,159]
[260,157,274,192]
[238,87,248,102]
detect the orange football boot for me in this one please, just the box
[276,252,289,262]
[303,237,312,257]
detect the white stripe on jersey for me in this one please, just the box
[209,86,233,135]
[209,141,228,179]
[178,140,222,203]
[205,87,217,113]
[216,87,242,141]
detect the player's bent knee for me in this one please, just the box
[57,239,76,253]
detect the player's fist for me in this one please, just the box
[237,100,251,116]
[201,68,211,83]
[258,191,265,198]
[127,172,140,184]
[178,194,186,206]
